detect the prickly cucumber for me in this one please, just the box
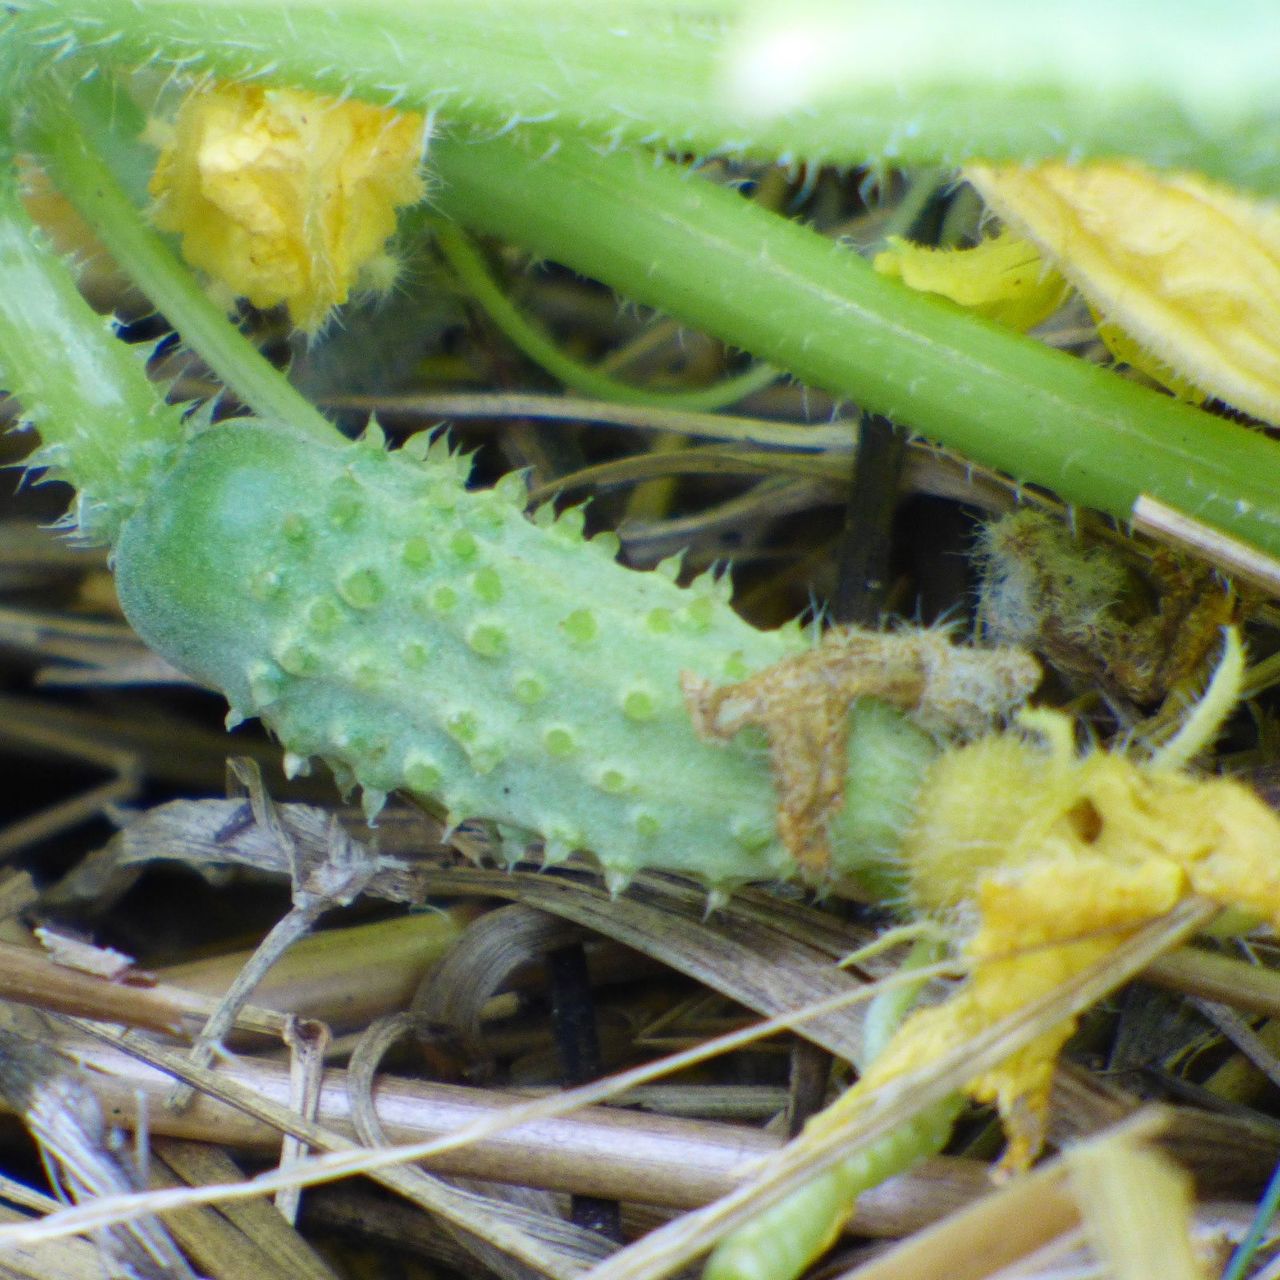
[115,418,820,888]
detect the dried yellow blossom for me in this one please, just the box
[150,84,426,332]
[859,684,1280,1169]
[967,160,1280,424]
[873,228,1071,332]
[861,854,1184,1170]
[682,624,1039,876]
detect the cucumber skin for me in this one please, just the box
[114,419,817,887]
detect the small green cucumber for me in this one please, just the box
[115,418,827,888]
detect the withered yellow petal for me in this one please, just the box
[873,229,1070,332]
[876,707,1280,1167]
[150,84,426,333]
[861,853,1184,1170]
[967,160,1280,424]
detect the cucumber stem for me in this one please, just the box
[430,132,1280,560]
[0,141,181,541]
[434,220,778,411]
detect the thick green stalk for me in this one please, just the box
[430,132,1280,560]
[0,143,182,541]
[10,0,1280,190]
[26,77,335,442]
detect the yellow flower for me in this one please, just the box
[860,688,1280,1170]
[859,853,1186,1171]
[873,228,1071,333]
[150,83,426,332]
[967,160,1280,423]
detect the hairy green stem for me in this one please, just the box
[11,0,1280,189]
[430,132,1280,560]
[0,139,182,541]
[27,77,335,442]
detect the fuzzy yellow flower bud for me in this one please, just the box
[150,84,426,332]
[873,228,1070,333]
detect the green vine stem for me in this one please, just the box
[705,937,958,1280]
[11,9,1280,559]
[0,133,182,541]
[434,221,779,411]
[11,0,1280,189]
[429,131,1280,560]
